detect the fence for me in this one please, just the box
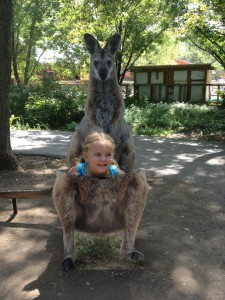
[133,83,225,103]
[59,81,225,102]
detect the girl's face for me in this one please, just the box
[83,140,114,177]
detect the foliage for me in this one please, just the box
[10,82,86,130]
[217,90,225,108]
[177,40,221,68]
[124,100,225,137]
[50,43,89,81]
[12,0,60,84]
[10,82,225,140]
[181,0,225,69]
[9,115,20,128]
[136,30,180,66]
[56,0,185,83]
[10,0,225,84]
[136,28,222,69]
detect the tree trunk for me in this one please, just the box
[24,13,36,85]
[12,25,21,84]
[0,0,19,170]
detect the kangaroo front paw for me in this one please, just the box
[62,258,75,271]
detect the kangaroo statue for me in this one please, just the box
[68,33,135,173]
[52,34,148,272]
[53,170,149,271]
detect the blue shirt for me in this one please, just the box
[77,162,119,177]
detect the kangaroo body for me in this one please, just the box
[68,34,135,173]
[53,171,149,271]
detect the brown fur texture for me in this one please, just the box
[52,170,149,270]
[67,34,135,173]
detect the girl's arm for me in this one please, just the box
[118,168,125,175]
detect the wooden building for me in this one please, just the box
[130,64,215,102]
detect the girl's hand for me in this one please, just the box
[118,169,125,175]
[68,165,79,175]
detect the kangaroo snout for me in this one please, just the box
[99,67,108,81]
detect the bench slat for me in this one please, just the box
[0,188,53,214]
[0,188,52,199]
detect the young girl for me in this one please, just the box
[68,131,125,177]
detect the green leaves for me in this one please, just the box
[56,0,182,83]
[182,0,225,69]
[12,0,61,84]
[12,0,225,85]
[125,101,225,137]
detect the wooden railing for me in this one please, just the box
[123,83,225,102]
[58,81,225,102]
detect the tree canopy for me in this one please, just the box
[182,0,225,69]
[12,0,60,84]
[55,0,185,83]
[6,0,225,84]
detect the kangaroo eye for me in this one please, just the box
[107,60,112,66]
[94,60,98,67]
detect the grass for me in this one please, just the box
[75,234,144,270]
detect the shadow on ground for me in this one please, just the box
[1,135,225,299]
[1,176,225,300]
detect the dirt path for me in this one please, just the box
[0,155,225,300]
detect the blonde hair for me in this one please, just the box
[83,131,115,152]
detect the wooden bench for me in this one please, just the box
[0,188,52,214]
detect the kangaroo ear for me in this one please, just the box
[84,33,101,54]
[105,34,121,55]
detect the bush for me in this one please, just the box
[10,83,225,138]
[125,101,225,136]
[217,90,225,108]
[10,83,86,130]
[10,85,31,116]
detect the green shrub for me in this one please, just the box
[217,90,225,108]
[10,83,225,138]
[10,83,86,130]
[10,85,31,116]
[125,101,225,136]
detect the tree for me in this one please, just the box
[135,30,181,65]
[0,0,19,170]
[182,0,225,69]
[12,0,60,85]
[56,0,186,84]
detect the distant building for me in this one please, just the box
[175,59,191,65]
[130,64,215,102]
[123,71,133,82]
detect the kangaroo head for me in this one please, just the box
[84,33,121,81]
